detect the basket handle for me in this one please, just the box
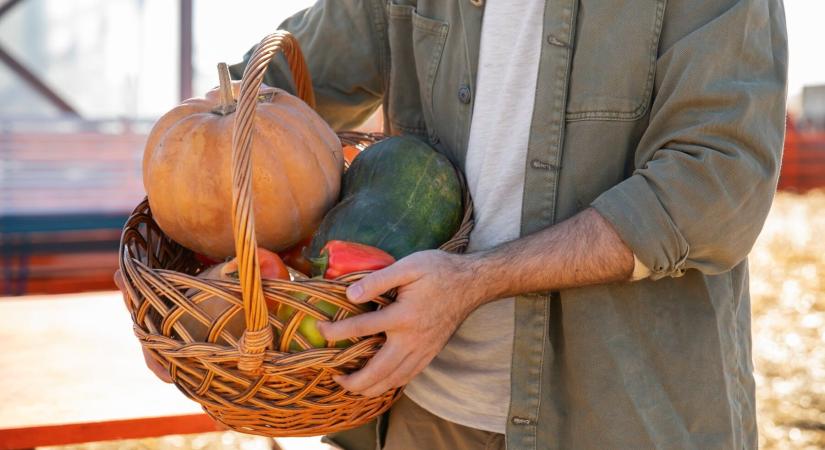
[230,31,316,373]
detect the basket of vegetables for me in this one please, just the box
[118,31,473,437]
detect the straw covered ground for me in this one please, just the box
[44,191,824,450]
[750,190,825,449]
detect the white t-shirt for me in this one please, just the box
[404,0,546,433]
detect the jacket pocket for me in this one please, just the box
[386,2,449,135]
[565,0,666,121]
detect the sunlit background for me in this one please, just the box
[1,1,824,449]
[0,0,319,119]
[1,0,822,118]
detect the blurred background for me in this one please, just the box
[0,0,823,449]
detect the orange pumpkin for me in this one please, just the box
[143,64,343,258]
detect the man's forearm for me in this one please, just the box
[466,208,635,302]
[321,208,636,396]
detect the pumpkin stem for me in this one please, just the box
[214,62,236,115]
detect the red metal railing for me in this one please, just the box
[778,117,825,192]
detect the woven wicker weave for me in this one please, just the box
[118,31,473,437]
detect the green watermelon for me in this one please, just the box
[309,136,463,259]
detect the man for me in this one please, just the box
[229,1,787,448]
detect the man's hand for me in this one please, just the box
[318,250,487,398]
[113,270,173,383]
[317,208,636,397]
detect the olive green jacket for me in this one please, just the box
[231,1,788,448]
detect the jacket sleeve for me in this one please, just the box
[229,0,387,131]
[591,0,788,280]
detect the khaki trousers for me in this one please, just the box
[382,395,506,450]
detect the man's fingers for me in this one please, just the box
[347,259,420,303]
[317,307,400,341]
[334,340,408,395]
[114,270,132,310]
[142,348,172,383]
[360,352,426,398]
[113,270,124,290]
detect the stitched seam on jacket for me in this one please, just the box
[412,12,449,126]
[371,0,390,97]
[565,0,666,121]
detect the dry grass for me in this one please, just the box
[43,191,824,449]
[751,190,825,449]
[40,434,328,450]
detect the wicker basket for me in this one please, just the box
[118,31,474,437]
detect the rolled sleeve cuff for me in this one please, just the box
[631,254,651,281]
[591,174,690,280]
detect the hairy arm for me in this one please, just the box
[469,207,634,301]
[319,207,634,397]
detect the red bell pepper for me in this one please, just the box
[312,240,395,279]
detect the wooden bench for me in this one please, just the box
[0,125,146,295]
[0,126,147,216]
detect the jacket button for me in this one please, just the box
[511,416,531,425]
[531,159,558,170]
[458,85,472,104]
[546,34,567,47]
[531,159,550,170]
